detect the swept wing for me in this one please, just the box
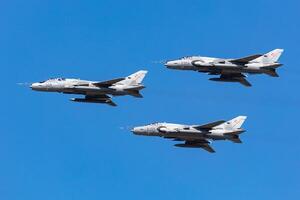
[92,78,125,87]
[193,120,226,130]
[230,54,262,64]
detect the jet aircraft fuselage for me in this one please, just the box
[165,49,284,87]
[31,78,144,96]
[30,70,148,106]
[133,122,245,140]
[165,56,282,74]
[132,116,247,153]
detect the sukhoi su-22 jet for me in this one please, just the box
[30,70,148,106]
[132,116,247,153]
[165,49,284,87]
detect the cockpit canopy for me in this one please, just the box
[148,122,158,125]
[40,78,66,83]
[148,122,166,126]
[50,78,66,81]
[181,56,199,60]
[181,56,192,59]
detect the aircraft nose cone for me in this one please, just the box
[30,83,36,89]
[30,83,40,90]
[164,60,179,68]
[131,127,137,133]
[131,127,144,135]
[164,61,171,68]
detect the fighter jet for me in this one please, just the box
[132,116,247,153]
[30,70,148,106]
[165,49,284,87]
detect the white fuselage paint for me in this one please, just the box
[132,122,239,141]
[165,56,281,74]
[31,78,142,96]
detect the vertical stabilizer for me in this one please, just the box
[252,49,284,63]
[214,116,247,130]
[117,70,148,85]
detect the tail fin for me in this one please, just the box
[117,70,148,85]
[252,49,284,63]
[214,116,247,130]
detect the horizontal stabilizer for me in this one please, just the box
[125,90,144,98]
[262,68,279,77]
[227,136,243,143]
[131,93,143,98]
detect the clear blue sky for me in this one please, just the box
[1,0,299,199]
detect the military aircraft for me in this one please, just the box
[132,116,247,153]
[165,49,284,87]
[30,70,148,106]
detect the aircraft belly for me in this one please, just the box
[62,89,86,95]
[63,87,112,95]
[36,88,59,93]
[176,66,196,71]
[195,66,210,72]
[206,135,225,140]
[195,64,243,74]
[240,68,262,74]
[190,66,200,70]
[161,132,204,140]
[213,65,243,72]
[108,90,128,96]
[212,66,261,74]
[220,65,261,73]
